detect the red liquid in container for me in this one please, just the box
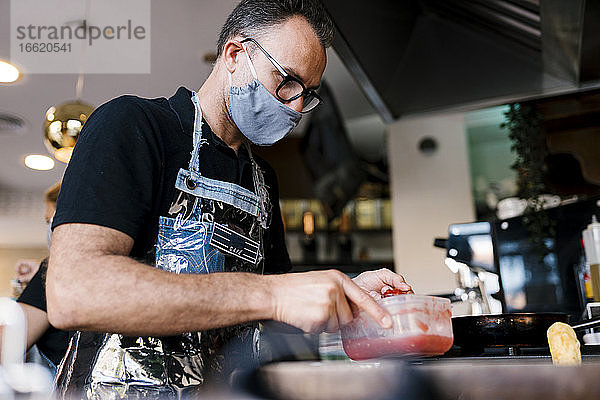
[340,294,453,361]
[342,334,454,360]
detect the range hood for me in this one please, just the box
[324,0,600,121]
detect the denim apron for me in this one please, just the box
[54,92,271,399]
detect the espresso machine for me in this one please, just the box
[434,222,502,315]
[437,195,600,320]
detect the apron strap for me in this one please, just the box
[245,141,271,230]
[188,91,208,179]
[188,91,271,230]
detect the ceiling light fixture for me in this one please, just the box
[43,2,95,164]
[24,154,55,171]
[0,60,20,83]
[43,101,94,163]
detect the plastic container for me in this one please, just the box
[340,294,453,360]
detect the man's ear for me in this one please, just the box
[222,40,245,74]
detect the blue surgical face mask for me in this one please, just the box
[228,45,302,146]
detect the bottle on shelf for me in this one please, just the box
[337,212,353,264]
[583,215,600,301]
[301,211,317,264]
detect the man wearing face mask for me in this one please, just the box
[47,0,413,397]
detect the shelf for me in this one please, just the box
[285,229,392,234]
[291,262,394,274]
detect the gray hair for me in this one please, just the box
[217,0,334,57]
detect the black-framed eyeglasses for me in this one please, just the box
[240,37,322,113]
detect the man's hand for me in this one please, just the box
[267,270,393,334]
[352,268,413,300]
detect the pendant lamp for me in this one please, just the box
[42,5,94,164]
[43,100,94,163]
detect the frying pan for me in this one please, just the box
[451,313,600,351]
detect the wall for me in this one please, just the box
[387,113,475,295]
[0,216,47,298]
[0,218,47,297]
[0,187,48,297]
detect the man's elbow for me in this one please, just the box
[46,277,80,330]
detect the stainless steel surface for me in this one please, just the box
[540,0,584,83]
[330,32,393,122]
[258,358,600,400]
[419,358,600,400]
[571,316,600,331]
[258,361,406,400]
[579,1,600,82]
[542,0,600,83]
[423,0,542,50]
[326,0,600,121]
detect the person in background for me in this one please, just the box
[12,182,62,294]
[13,182,69,373]
[13,259,39,295]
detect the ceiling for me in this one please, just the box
[0,0,379,196]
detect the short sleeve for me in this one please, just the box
[52,96,162,242]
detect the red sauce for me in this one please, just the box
[382,288,411,297]
[416,320,429,333]
[342,334,453,361]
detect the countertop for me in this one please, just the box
[255,358,600,400]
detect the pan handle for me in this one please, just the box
[570,316,600,331]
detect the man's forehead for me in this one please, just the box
[255,17,326,85]
[286,56,325,89]
[264,46,325,87]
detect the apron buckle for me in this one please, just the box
[185,177,198,190]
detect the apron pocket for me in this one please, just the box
[155,216,224,274]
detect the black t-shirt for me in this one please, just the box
[17,259,71,366]
[52,86,291,272]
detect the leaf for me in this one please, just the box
[502,102,556,258]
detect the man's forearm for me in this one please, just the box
[47,224,401,336]
[47,253,274,336]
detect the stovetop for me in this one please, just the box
[409,344,600,365]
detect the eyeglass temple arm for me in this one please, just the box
[240,38,289,77]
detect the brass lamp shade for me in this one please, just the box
[43,101,94,163]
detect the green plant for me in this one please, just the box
[502,103,556,257]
